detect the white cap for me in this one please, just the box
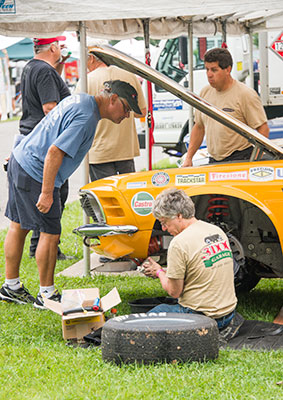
[87,37,108,50]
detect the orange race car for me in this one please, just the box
[74,46,283,293]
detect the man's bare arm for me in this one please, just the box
[182,123,205,167]
[36,145,65,214]
[143,257,184,298]
[256,122,269,138]
[42,101,57,115]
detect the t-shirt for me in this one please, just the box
[166,220,237,318]
[75,65,146,164]
[13,94,100,188]
[195,80,267,160]
[20,59,70,135]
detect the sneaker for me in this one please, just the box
[57,252,76,261]
[34,289,62,310]
[0,283,35,305]
[99,256,112,264]
[219,312,245,341]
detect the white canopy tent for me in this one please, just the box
[1,1,283,38]
[1,0,283,274]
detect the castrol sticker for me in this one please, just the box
[131,192,154,216]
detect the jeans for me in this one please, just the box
[148,303,235,330]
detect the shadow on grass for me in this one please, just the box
[237,278,283,321]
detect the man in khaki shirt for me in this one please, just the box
[143,188,243,339]
[75,45,147,181]
[183,48,269,166]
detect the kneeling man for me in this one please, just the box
[143,188,243,338]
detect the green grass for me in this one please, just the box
[0,201,283,400]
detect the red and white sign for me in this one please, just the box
[270,32,283,61]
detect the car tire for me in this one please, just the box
[101,313,219,365]
[234,258,261,293]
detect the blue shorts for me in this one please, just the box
[5,154,61,235]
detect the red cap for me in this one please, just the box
[33,36,66,46]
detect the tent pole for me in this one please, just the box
[142,18,152,171]
[79,21,91,276]
[187,21,194,133]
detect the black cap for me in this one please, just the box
[103,80,141,114]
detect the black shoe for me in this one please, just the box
[0,283,35,305]
[34,289,61,309]
[219,312,245,341]
[57,252,75,260]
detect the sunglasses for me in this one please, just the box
[119,98,131,114]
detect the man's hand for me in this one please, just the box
[182,157,193,167]
[143,257,161,278]
[36,192,53,214]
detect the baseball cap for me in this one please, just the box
[104,80,141,114]
[33,36,66,46]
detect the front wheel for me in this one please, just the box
[234,258,261,294]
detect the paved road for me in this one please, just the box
[0,119,168,230]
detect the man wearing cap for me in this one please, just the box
[75,45,146,182]
[18,36,71,260]
[0,80,139,308]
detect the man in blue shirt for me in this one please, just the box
[0,80,141,308]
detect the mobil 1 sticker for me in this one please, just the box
[249,167,274,182]
[131,192,154,216]
[151,172,170,186]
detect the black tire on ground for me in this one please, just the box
[101,313,219,365]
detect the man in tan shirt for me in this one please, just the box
[183,48,269,166]
[143,188,243,339]
[75,45,147,181]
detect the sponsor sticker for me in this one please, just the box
[0,0,16,14]
[126,181,147,189]
[151,172,170,187]
[275,168,283,180]
[209,171,248,181]
[175,174,206,185]
[131,192,154,216]
[249,167,274,182]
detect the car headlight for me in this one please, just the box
[79,189,106,224]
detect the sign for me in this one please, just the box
[131,192,154,216]
[0,0,16,14]
[270,32,283,61]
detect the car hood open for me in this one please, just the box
[92,45,283,160]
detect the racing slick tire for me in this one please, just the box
[101,313,219,365]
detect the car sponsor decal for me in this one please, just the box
[201,238,232,268]
[127,181,147,189]
[175,174,206,185]
[249,167,274,181]
[151,172,170,187]
[209,171,248,181]
[131,192,154,216]
[275,168,283,180]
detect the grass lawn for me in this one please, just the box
[0,201,282,400]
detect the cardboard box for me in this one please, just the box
[44,287,121,340]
